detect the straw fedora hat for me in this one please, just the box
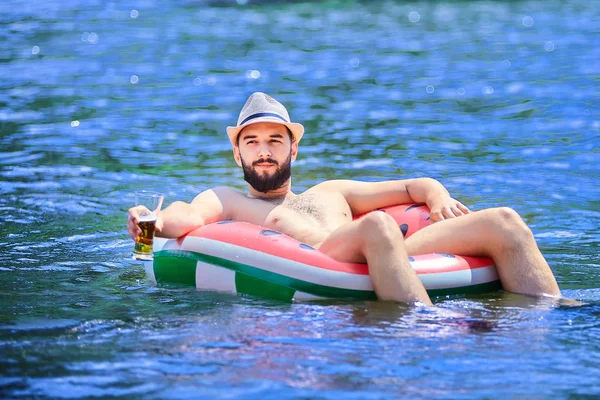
[226,92,304,145]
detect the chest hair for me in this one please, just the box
[263,193,327,221]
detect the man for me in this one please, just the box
[128,92,561,305]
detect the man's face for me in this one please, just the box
[234,122,298,193]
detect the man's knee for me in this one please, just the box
[359,212,404,246]
[486,207,534,246]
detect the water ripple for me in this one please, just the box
[0,0,599,398]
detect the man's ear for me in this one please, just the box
[290,141,299,162]
[233,145,243,167]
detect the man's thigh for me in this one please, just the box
[318,211,498,261]
[405,211,493,257]
[316,219,367,264]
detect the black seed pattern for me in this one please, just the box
[405,203,426,212]
[260,229,282,236]
[400,224,409,237]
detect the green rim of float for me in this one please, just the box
[143,204,502,301]
[150,249,501,301]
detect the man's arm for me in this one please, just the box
[127,187,231,240]
[315,178,470,222]
[156,188,227,237]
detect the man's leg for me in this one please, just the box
[318,212,432,304]
[405,207,561,297]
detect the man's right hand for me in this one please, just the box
[127,206,164,241]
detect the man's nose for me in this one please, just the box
[257,143,272,158]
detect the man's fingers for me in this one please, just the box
[457,203,470,214]
[127,220,141,241]
[127,206,143,241]
[430,201,471,223]
[451,206,465,217]
[128,207,140,224]
[441,207,456,219]
[430,211,444,222]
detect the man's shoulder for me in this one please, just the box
[209,185,241,194]
[308,179,357,193]
[303,180,361,200]
[208,186,247,200]
[194,186,246,203]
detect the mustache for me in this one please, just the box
[252,158,279,167]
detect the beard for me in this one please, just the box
[241,152,292,193]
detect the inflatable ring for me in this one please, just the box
[144,204,501,301]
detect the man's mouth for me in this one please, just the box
[253,159,278,167]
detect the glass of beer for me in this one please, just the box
[132,190,164,261]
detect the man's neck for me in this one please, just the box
[247,179,294,200]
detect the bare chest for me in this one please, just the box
[232,192,352,246]
[274,194,330,221]
[264,192,351,244]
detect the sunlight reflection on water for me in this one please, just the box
[0,0,599,398]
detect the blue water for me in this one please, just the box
[1,0,599,398]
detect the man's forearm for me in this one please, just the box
[157,201,205,238]
[405,178,450,208]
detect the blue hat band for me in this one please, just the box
[239,112,288,126]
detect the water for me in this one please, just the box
[1,0,599,398]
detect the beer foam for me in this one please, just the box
[139,213,156,222]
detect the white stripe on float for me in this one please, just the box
[419,266,499,289]
[154,237,170,252]
[143,260,157,285]
[155,236,500,292]
[293,291,329,301]
[180,236,374,291]
[474,265,499,284]
[195,261,237,293]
